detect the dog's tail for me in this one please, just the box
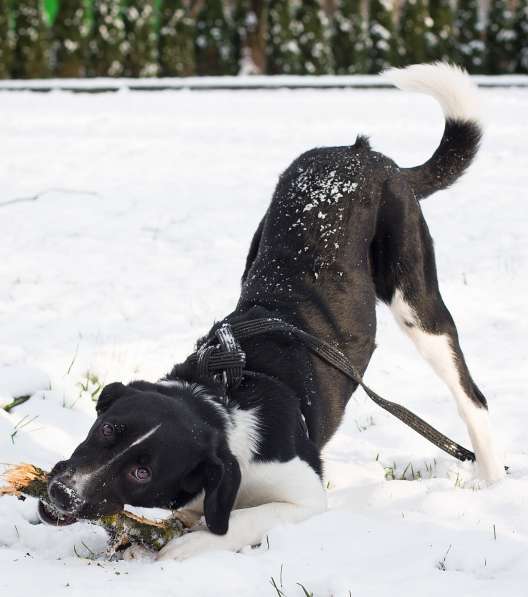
[383,62,482,200]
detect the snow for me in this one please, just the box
[0,85,527,596]
[0,365,50,404]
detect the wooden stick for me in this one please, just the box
[0,463,186,557]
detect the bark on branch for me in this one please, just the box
[0,463,188,557]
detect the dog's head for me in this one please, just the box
[45,381,240,535]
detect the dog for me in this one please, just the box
[45,63,504,561]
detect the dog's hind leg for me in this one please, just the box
[390,288,504,482]
[373,180,504,482]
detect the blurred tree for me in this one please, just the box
[44,0,59,24]
[514,0,528,73]
[123,1,158,77]
[0,0,13,78]
[8,0,528,79]
[234,0,267,74]
[267,0,302,74]
[12,0,50,78]
[399,0,431,65]
[486,0,516,74]
[367,0,398,74]
[195,0,237,75]
[158,0,195,77]
[293,0,334,74]
[427,0,456,62]
[89,0,126,76]
[52,0,87,77]
[454,0,485,73]
[332,0,368,74]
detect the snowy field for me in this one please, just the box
[0,85,526,596]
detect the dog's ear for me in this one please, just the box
[202,441,241,535]
[96,382,127,416]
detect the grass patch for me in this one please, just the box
[354,415,375,433]
[73,541,102,560]
[64,370,104,409]
[436,544,452,571]
[2,395,31,413]
[10,414,39,444]
[77,370,103,402]
[383,458,438,481]
[269,568,315,597]
[296,583,314,597]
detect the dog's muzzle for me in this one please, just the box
[48,478,84,513]
[46,461,85,516]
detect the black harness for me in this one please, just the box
[187,318,476,464]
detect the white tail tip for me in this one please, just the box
[382,62,481,123]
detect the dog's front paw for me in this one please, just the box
[121,544,156,562]
[156,530,224,561]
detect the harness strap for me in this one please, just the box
[189,318,476,463]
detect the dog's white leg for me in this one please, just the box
[390,290,504,482]
[157,501,323,561]
[157,457,327,561]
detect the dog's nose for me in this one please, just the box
[47,465,84,514]
[48,479,74,511]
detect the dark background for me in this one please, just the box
[0,0,526,79]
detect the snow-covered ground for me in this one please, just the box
[0,85,526,596]
[0,73,527,91]
[0,74,399,90]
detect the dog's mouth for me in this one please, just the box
[38,500,78,526]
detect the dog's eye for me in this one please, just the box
[130,466,151,483]
[101,423,114,438]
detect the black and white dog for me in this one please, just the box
[45,63,504,561]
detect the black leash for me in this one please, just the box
[188,318,476,463]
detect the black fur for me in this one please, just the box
[402,119,482,200]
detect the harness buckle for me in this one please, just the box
[195,323,246,389]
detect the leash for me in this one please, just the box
[188,318,476,463]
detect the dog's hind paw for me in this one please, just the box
[478,460,507,484]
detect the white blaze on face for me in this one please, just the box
[104,423,162,469]
[70,423,162,497]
